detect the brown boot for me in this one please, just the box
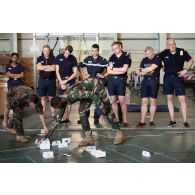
[16,135,30,143]
[6,128,17,135]
[113,131,125,145]
[78,135,95,146]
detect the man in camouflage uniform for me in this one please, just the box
[4,85,49,143]
[50,78,125,146]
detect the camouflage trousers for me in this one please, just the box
[61,78,120,131]
[8,107,24,136]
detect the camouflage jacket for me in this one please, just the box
[7,85,43,119]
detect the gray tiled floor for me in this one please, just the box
[0,87,195,163]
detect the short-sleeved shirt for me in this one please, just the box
[37,56,56,79]
[109,51,131,77]
[140,54,162,78]
[159,48,192,75]
[80,55,108,78]
[6,64,24,80]
[56,54,77,79]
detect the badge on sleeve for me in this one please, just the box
[180,50,183,56]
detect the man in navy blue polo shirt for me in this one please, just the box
[137,46,162,128]
[79,44,108,127]
[160,38,193,128]
[56,45,78,123]
[37,45,56,118]
[107,41,131,129]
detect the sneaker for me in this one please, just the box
[149,121,156,127]
[183,122,190,128]
[168,121,176,128]
[136,122,146,128]
[113,131,125,145]
[78,135,95,146]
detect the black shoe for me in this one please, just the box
[168,121,176,128]
[183,122,190,128]
[94,119,101,128]
[149,121,156,127]
[77,120,81,124]
[120,123,129,128]
[94,118,99,125]
[65,119,71,124]
[136,122,146,128]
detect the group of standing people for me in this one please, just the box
[1,38,193,145]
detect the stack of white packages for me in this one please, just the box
[85,146,106,158]
[51,137,71,148]
[42,151,54,159]
[52,140,61,146]
[35,138,51,150]
[35,137,72,159]
[62,138,71,144]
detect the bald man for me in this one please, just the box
[160,38,193,128]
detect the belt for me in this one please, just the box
[144,76,159,80]
[109,75,125,79]
[9,78,21,81]
[165,74,178,77]
[40,78,54,80]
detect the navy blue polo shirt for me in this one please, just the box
[6,63,24,80]
[80,55,108,78]
[159,48,192,75]
[56,54,77,79]
[37,56,56,79]
[109,51,131,77]
[140,54,162,78]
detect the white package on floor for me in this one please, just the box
[42,151,54,159]
[62,138,71,144]
[85,146,106,158]
[86,146,96,153]
[142,150,151,158]
[35,138,50,150]
[58,142,68,148]
[91,150,106,158]
[52,140,61,146]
